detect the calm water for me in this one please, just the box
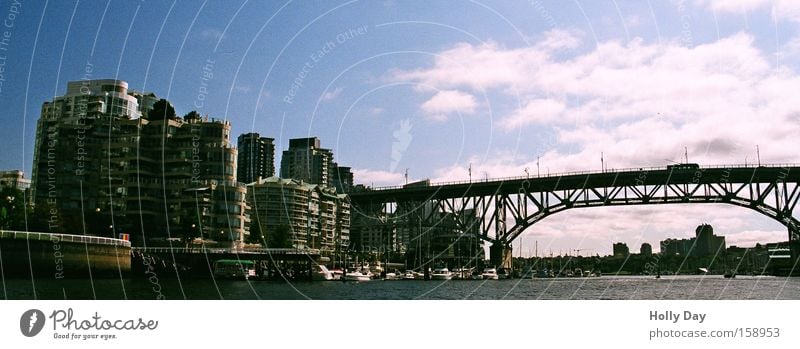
[2,276,799,300]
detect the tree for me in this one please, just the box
[267,224,294,248]
[27,200,59,233]
[183,110,200,120]
[247,221,265,245]
[0,187,26,230]
[147,99,176,120]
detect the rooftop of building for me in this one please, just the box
[247,176,346,198]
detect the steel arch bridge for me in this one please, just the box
[349,164,800,264]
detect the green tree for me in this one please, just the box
[147,99,176,120]
[267,224,294,248]
[247,221,264,246]
[1,188,31,231]
[183,110,200,120]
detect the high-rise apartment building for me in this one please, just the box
[237,133,275,184]
[247,176,349,257]
[30,79,249,245]
[279,137,334,187]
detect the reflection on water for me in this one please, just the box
[2,275,799,300]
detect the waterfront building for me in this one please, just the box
[30,79,249,245]
[279,137,335,186]
[246,176,350,258]
[640,242,652,257]
[237,132,275,184]
[0,170,31,191]
[613,242,630,258]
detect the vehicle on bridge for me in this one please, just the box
[666,163,700,170]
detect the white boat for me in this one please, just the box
[481,267,499,280]
[384,272,399,280]
[312,264,334,281]
[431,267,453,280]
[402,271,416,280]
[343,270,372,282]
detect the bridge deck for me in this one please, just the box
[350,164,800,202]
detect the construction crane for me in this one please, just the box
[574,248,593,256]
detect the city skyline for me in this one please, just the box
[0,1,799,255]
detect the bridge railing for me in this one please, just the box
[360,163,800,191]
[133,247,321,255]
[0,230,131,248]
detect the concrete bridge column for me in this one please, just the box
[489,243,513,271]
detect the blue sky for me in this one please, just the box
[1,0,799,255]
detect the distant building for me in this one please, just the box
[0,170,31,191]
[331,164,354,193]
[640,242,652,257]
[613,242,629,257]
[246,177,349,258]
[237,132,275,184]
[694,224,726,257]
[660,238,689,256]
[659,224,726,258]
[279,137,334,186]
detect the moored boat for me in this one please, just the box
[343,270,372,282]
[213,259,256,280]
[481,267,499,280]
[431,267,453,280]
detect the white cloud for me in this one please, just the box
[393,31,800,169]
[419,90,477,121]
[695,0,800,22]
[500,98,565,129]
[352,168,405,187]
[726,230,788,247]
[321,87,343,101]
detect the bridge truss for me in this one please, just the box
[350,166,800,249]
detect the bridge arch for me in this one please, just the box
[505,197,800,245]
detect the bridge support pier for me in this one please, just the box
[791,228,800,276]
[489,243,513,273]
